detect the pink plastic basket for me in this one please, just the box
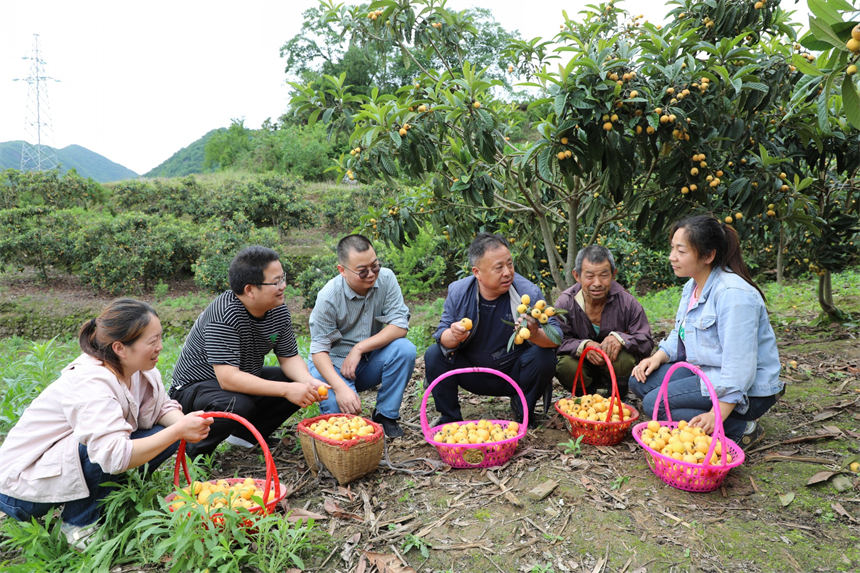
[421,367,528,468]
[632,362,745,492]
[167,411,287,518]
[554,346,639,445]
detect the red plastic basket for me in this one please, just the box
[553,346,639,445]
[166,411,287,517]
[421,367,528,469]
[632,362,745,492]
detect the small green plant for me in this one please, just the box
[153,280,169,300]
[529,563,556,573]
[542,532,565,542]
[558,435,584,456]
[401,533,430,558]
[611,475,630,490]
[474,509,492,521]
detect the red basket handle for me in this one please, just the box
[173,411,279,507]
[420,367,529,440]
[652,361,727,465]
[572,346,626,423]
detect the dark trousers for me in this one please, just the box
[170,366,300,457]
[423,343,556,423]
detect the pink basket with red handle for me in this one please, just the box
[421,367,528,469]
[554,346,639,445]
[166,411,287,517]
[632,362,745,492]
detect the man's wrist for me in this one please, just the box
[608,331,626,346]
[575,339,591,356]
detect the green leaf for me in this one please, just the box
[842,75,860,130]
[807,0,843,25]
[808,16,847,50]
[791,54,824,77]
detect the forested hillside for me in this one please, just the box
[143,129,223,178]
[0,141,137,182]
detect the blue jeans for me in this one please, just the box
[307,338,416,420]
[630,363,778,442]
[0,425,177,527]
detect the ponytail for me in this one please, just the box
[720,222,765,302]
[671,215,765,302]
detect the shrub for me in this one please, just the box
[76,212,200,294]
[319,182,395,231]
[213,175,316,233]
[274,123,338,181]
[192,213,288,292]
[0,206,92,280]
[107,176,206,219]
[0,168,104,209]
[378,228,448,297]
[294,252,338,307]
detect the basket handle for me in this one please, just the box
[420,367,528,440]
[573,346,625,423]
[173,411,279,507]
[653,361,727,465]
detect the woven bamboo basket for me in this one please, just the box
[297,413,384,485]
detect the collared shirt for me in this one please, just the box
[309,267,410,368]
[659,267,783,411]
[0,354,180,503]
[555,281,654,359]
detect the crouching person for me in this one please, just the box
[0,299,212,549]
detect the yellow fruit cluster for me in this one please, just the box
[557,394,634,422]
[432,419,519,444]
[513,294,556,345]
[170,478,268,511]
[309,416,375,441]
[641,419,732,465]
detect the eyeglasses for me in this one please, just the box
[343,260,381,279]
[257,272,287,287]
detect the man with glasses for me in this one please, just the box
[555,245,653,399]
[307,234,416,437]
[169,246,325,456]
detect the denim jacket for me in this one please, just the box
[433,273,561,358]
[659,267,782,413]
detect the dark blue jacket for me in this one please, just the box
[432,273,561,358]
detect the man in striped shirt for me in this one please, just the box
[169,246,325,457]
[307,234,416,438]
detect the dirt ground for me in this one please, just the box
[207,322,860,573]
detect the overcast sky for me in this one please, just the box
[1,1,809,175]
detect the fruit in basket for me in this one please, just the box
[432,419,518,444]
[309,416,375,440]
[557,394,634,422]
[171,477,270,511]
[639,419,732,465]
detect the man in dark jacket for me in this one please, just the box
[424,233,560,428]
[555,245,653,399]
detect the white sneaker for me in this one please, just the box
[61,522,99,551]
[225,435,255,449]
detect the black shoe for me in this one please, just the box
[739,421,765,448]
[430,414,462,428]
[372,408,404,438]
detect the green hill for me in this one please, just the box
[0,141,138,182]
[143,129,223,178]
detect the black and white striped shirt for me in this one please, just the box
[169,291,298,393]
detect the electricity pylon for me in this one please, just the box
[14,33,60,172]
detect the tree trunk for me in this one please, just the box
[776,225,785,284]
[817,270,843,322]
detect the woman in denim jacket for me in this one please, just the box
[630,215,783,446]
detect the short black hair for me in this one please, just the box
[336,234,373,264]
[228,246,280,294]
[468,233,509,267]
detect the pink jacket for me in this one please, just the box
[0,354,181,502]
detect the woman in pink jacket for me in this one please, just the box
[0,299,212,549]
